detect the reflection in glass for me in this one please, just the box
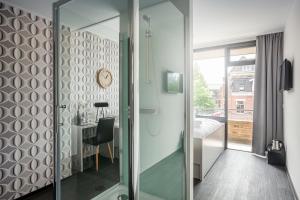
[56,0,129,199]
[193,49,225,119]
[230,46,256,62]
[227,64,255,152]
[139,1,185,200]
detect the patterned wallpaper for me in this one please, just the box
[0,2,53,199]
[70,31,119,170]
[0,2,119,199]
[59,26,72,178]
[70,31,119,120]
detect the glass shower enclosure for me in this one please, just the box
[53,0,192,199]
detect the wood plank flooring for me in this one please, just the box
[194,150,295,200]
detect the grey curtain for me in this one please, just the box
[252,32,284,155]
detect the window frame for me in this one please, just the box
[193,40,256,149]
[227,43,256,66]
[236,99,245,113]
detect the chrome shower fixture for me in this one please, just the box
[142,14,152,38]
[142,14,152,83]
[142,14,150,24]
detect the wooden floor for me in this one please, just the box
[194,150,295,200]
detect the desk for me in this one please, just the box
[71,122,119,172]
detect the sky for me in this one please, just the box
[194,53,256,90]
[194,57,225,90]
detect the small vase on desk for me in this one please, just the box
[76,110,82,125]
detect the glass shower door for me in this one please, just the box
[53,0,131,199]
[138,1,188,199]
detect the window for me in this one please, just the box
[236,100,245,113]
[231,78,254,92]
[193,48,225,118]
[194,41,256,152]
[239,85,245,91]
[229,46,256,62]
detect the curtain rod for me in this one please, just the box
[194,40,256,52]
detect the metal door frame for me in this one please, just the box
[52,0,138,199]
[53,0,192,199]
[194,40,256,150]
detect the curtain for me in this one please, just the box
[252,32,284,156]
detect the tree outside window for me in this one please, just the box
[193,71,216,114]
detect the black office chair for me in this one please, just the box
[84,117,115,172]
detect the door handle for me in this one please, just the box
[59,105,67,109]
[58,105,66,126]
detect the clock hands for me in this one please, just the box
[97,68,112,88]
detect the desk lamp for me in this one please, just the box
[94,102,109,122]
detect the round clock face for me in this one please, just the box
[96,68,113,88]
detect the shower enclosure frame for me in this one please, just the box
[52,0,193,199]
[53,1,71,200]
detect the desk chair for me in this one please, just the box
[84,117,115,172]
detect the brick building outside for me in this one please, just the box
[227,64,255,147]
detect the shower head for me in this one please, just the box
[142,14,152,38]
[142,14,151,24]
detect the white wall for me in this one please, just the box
[284,0,300,197]
[139,2,185,172]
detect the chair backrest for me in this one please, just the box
[96,117,115,144]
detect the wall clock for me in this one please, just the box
[96,68,113,88]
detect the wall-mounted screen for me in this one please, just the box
[166,72,183,93]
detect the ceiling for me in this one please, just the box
[3,0,296,49]
[193,0,295,49]
[2,0,164,20]
[83,17,120,42]
[2,0,165,28]
[2,0,56,19]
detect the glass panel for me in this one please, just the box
[139,1,186,199]
[55,0,130,199]
[193,48,226,183]
[230,46,256,62]
[193,49,225,120]
[227,64,255,152]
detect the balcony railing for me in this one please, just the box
[194,108,253,120]
[228,109,253,151]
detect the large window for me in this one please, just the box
[227,44,256,152]
[193,48,225,120]
[236,100,245,113]
[194,41,256,152]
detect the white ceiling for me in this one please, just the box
[1,0,164,20]
[193,0,295,49]
[83,17,120,42]
[59,0,121,30]
[3,0,296,49]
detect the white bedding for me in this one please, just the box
[193,117,225,180]
[193,118,224,139]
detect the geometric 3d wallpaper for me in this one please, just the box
[69,31,119,170]
[0,2,119,199]
[0,2,53,199]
